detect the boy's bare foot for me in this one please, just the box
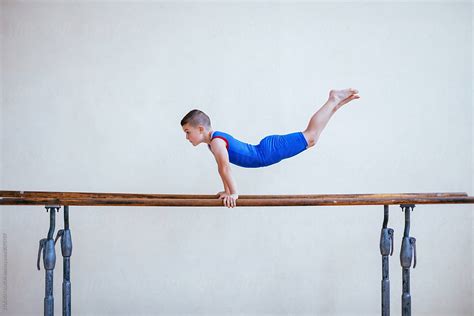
[329,88,360,110]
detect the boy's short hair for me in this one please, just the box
[180,109,211,129]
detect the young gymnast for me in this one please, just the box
[181,88,360,208]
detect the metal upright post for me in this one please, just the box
[380,205,394,316]
[55,205,73,316]
[400,205,417,316]
[37,206,60,316]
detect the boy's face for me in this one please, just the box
[182,123,205,146]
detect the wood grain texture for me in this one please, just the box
[0,191,473,207]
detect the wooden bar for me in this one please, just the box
[1,196,474,207]
[0,190,468,200]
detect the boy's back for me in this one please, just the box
[208,130,309,168]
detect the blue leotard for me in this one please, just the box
[207,130,309,168]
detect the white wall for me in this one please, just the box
[471,1,474,310]
[0,1,472,315]
[0,3,5,315]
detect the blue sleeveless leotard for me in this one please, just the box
[207,130,309,168]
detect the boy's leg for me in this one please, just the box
[302,89,359,148]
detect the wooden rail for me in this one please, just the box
[0,190,468,199]
[1,191,473,207]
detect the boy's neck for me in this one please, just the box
[204,129,214,144]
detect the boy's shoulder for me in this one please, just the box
[209,131,230,150]
[209,137,227,148]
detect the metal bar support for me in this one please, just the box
[400,204,417,316]
[37,205,60,316]
[54,205,73,316]
[380,205,394,315]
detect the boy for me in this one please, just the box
[181,88,360,208]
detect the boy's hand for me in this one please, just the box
[218,193,239,208]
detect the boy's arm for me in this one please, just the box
[215,164,230,193]
[221,178,230,193]
[210,139,238,195]
[214,152,230,193]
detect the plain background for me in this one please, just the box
[0,1,472,315]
